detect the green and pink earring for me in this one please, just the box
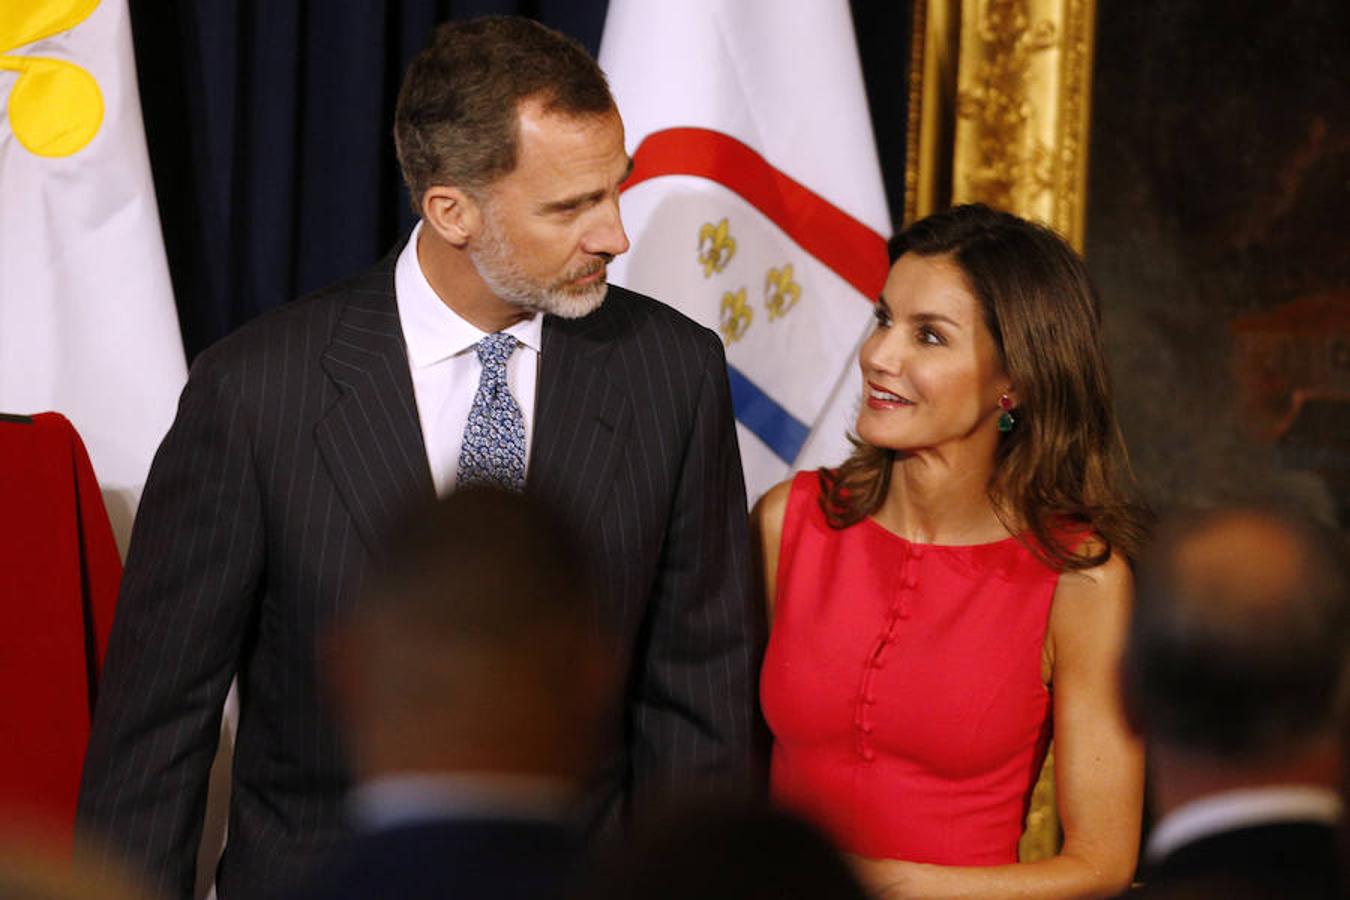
[997,394,1016,433]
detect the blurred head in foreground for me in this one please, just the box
[1121,505,1349,799]
[324,485,616,783]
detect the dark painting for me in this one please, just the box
[1086,0,1349,524]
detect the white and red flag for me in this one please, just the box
[0,0,186,547]
[600,1,891,502]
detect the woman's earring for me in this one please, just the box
[997,394,1016,433]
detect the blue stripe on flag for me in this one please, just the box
[727,365,809,464]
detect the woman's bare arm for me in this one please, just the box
[750,479,792,628]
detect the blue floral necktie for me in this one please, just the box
[456,332,526,492]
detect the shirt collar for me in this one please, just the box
[348,771,578,832]
[1146,784,1343,863]
[395,220,544,369]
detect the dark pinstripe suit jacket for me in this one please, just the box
[76,254,758,899]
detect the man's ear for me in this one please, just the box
[421,185,482,248]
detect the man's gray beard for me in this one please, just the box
[470,216,608,320]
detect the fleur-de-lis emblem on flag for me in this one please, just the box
[697,217,736,278]
[1,0,104,157]
[764,264,801,321]
[719,287,752,345]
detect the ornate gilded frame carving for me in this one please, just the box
[906,0,1095,250]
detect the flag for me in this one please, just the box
[1,0,187,549]
[599,1,891,503]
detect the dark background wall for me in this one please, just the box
[128,1,913,361]
[1087,0,1348,524]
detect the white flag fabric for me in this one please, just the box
[1,0,186,549]
[600,1,891,503]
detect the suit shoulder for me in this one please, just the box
[603,283,723,355]
[193,262,396,376]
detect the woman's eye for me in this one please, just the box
[917,326,943,345]
[872,305,892,328]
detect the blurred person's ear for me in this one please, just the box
[316,617,370,751]
[520,623,620,773]
[571,632,620,720]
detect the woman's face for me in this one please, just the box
[856,253,1010,457]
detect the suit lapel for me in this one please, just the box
[316,266,435,553]
[529,307,630,529]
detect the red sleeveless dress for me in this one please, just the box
[761,471,1058,865]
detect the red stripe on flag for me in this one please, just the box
[623,127,888,300]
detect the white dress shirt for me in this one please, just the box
[1146,784,1343,863]
[395,221,543,496]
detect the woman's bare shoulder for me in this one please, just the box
[1057,545,1132,600]
[752,478,795,537]
[1048,548,1133,671]
[752,477,800,624]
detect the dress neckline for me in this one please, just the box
[860,514,1024,552]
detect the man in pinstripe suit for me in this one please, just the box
[77,17,758,899]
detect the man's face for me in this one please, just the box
[468,100,631,319]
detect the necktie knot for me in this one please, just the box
[475,332,518,370]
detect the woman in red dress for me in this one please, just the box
[756,204,1150,898]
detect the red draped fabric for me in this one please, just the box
[0,413,121,848]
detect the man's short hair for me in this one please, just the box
[1121,506,1349,760]
[368,485,593,649]
[394,16,615,208]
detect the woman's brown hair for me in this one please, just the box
[822,204,1151,569]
